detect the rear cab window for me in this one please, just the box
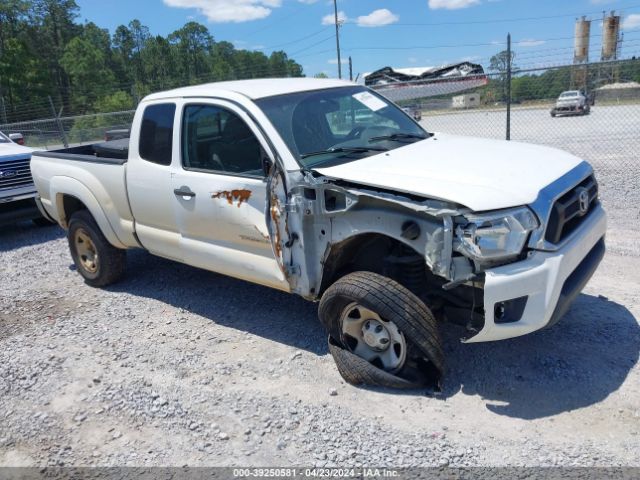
[139,103,176,166]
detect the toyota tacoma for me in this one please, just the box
[30,79,606,388]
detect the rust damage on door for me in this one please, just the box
[212,189,252,207]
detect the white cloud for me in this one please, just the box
[163,0,282,23]
[322,10,347,25]
[428,0,480,10]
[517,39,546,47]
[622,14,640,30]
[408,57,418,63]
[356,9,399,27]
[298,0,319,3]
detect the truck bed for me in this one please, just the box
[30,140,138,249]
[37,139,129,163]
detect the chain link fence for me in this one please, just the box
[0,110,135,150]
[388,58,640,179]
[2,59,637,192]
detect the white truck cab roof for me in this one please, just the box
[143,78,353,102]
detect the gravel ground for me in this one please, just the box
[1,109,639,467]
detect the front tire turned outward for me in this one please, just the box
[319,271,444,390]
[67,210,126,287]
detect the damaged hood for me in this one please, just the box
[313,133,583,211]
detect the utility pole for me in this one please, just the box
[506,33,512,141]
[333,0,342,79]
[349,56,353,81]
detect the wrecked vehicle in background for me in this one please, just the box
[30,78,606,389]
[364,62,488,103]
[551,90,591,117]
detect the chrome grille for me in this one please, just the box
[545,175,598,244]
[0,157,33,191]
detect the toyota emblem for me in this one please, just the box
[577,188,590,215]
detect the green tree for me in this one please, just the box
[94,90,134,113]
[168,22,214,84]
[60,35,115,112]
[31,0,80,107]
[0,4,308,122]
[128,19,150,83]
[489,49,517,101]
[141,35,178,90]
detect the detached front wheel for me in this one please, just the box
[68,210,126,287]
[319,271,444,389]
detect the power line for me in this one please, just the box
[341,30,640,52]
[260,26,333,51]
[341,3,640,27]
[288,35,336,57]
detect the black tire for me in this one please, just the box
[67,210,126,287]
[328,336,421,389]
[32,216,56,227]
[319,271,444,388]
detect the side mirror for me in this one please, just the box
[262,155,274,177]
[9,133,24,145]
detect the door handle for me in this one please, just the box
[174,187,196,198]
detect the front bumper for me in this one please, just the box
[553,104,586,113]
[0,191,41,226]
[465,203,607,343]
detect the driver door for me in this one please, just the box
[171,100,289,291]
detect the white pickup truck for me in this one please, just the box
[31,78,606,388]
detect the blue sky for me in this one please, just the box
[76,0,640,78]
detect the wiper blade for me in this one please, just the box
[300,146,388,159]
[369,133,431,143]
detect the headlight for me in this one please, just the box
[455,207,539,262]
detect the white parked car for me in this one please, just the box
[551,90,591,117]
[30,79,606,388]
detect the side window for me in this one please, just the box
[182,104,264,176]
[139,103,176,166]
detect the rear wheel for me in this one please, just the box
[319,271,444,388]
[67,210,125,287]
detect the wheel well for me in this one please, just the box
[60,195,88,228]
[319,233,428,297]
[319,232,485,332]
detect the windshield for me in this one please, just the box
[0,132,10,143]
[255,86,429,168]
[560,91,579,98]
